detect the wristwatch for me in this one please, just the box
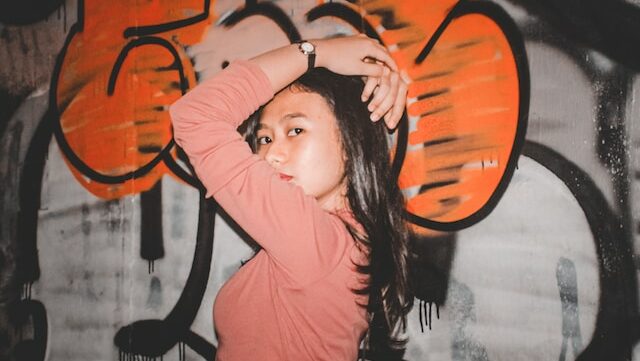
[297,41,316,71]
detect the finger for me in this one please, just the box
[361,76,379,101]
[385,79,408,129]
[375,71,400,121]
[360,62,385,77]
[368,67,391,116]
[386,80,407,129]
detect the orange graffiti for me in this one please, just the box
[54,0,524,228]
[362,1,524,227]
[56,1,212,199]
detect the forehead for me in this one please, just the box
[260,88,336,125]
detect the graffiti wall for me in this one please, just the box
[0,0,638,360]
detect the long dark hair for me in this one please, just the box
[245,68,412,360]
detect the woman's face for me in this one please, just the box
[257,88,347,212]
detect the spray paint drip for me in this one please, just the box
[114,319,179,360]
[118,349,165,361]
[22,282,33,300]
[418,300,440,332]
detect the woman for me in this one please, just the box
[170,35,412,360]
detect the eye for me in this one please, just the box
[257,136,272,145]
[288,128,303,136]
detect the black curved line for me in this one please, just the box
[162,150,201,189]
[222,2,301,43]
[405,1,530,231]
[51,2,199,189]
[415,0,469,64]
[114,195,216,357]
[183,329,216,360]
[390,113,409,182]
[123,0,211,38]
[47,2,214,357]
[163,196,216,329]
[52,36,188,184]
[54,128,174,184]
[505,0,640,73]
[16,110,57,286]
[306,2,380,40]
[108,37,188,95]
[49,5,82,115]
[522,141,639,361]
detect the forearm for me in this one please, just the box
[248,43,310,94]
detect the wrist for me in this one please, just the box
[310,39,324,68]
[296,40,318,71]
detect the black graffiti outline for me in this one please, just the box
[505,0,640,72]
[114,195,217,360]
[13,1,637,361]
[49,0,207,187]
[19,1,217,359]
[221,0,301,42]
[52,38,187,184]
[3,3,528,358]
[404,0,531,232]
[16,108,56,287]
[109,1,530,358]
[522,140,639,360]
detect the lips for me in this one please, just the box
[278,173,293,181]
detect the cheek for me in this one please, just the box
[319,142,346,180]
[306,137,340,165]
[256,145,267,158]
[327,137,346,174]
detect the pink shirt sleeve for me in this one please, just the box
[170,60,350,284]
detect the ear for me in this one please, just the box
[392,1,529,232]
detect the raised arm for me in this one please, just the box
[250,35,406,129]
[170,36,407,283]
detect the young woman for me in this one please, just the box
[170,35,412,360]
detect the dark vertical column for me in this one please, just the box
[595,67,633,246]
[140,181,164,273]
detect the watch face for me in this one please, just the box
[301,42,315,54]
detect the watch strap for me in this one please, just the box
[297,41,316,72]
[307,52,316,71]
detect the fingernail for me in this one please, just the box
[361,95,367,102]
[370,113,379,121]
[368,104,374,111]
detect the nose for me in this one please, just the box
[264,139,287,167]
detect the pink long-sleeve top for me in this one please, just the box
[170,60,369,361]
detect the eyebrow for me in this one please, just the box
[283,112,306,120]
[258,112,307,130]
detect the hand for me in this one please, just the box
[313,35,407,129]
[314,34,397,77]
[361,64,408,130]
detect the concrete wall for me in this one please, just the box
[0,0,638,360]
